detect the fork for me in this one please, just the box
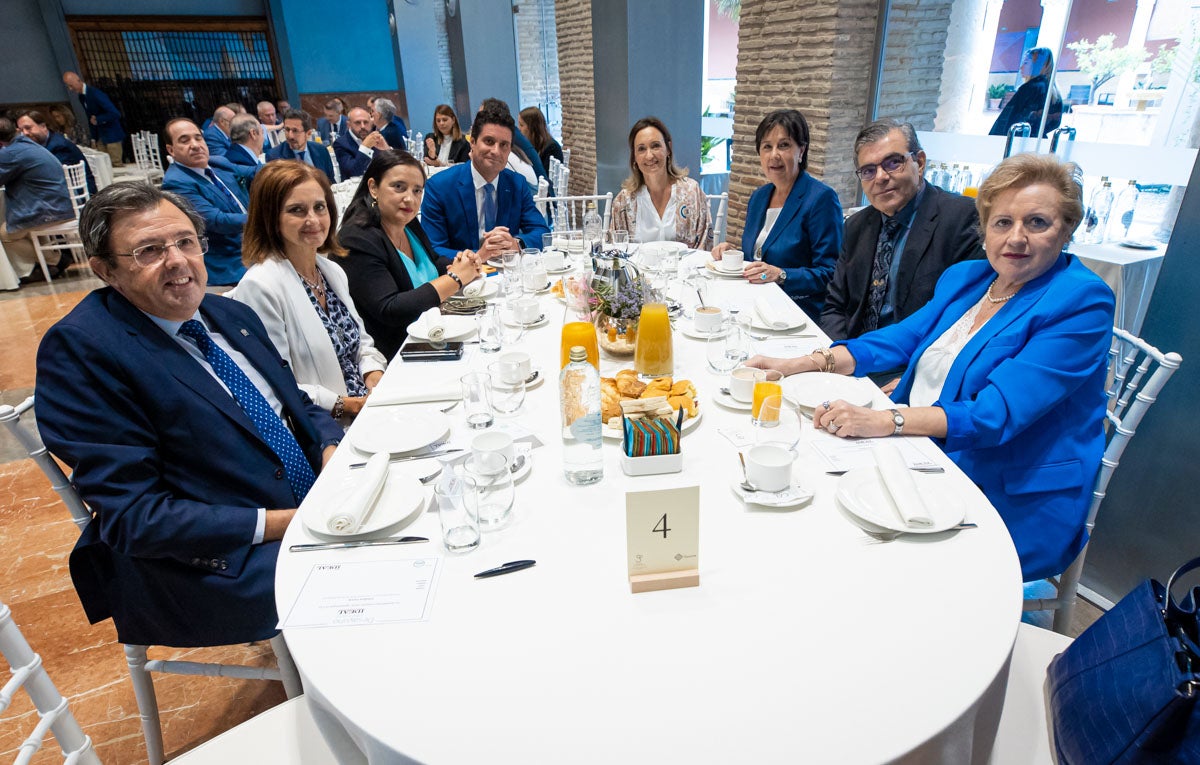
[860,522,977,544]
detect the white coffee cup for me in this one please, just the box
[511,297,541,324]
[522,266,548,291]
[729,366,765,402]
[721,249,745,271]
[745,444,794,492]
[543,250,565,271]
[471,430,515,464]
[693,305,724,334]
[497,351,531,384]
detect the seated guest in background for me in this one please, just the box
[203,106,234,154]
[233,162,386,420]
[610,116,711,250]
[421,103,550,262]
[36,182,343,648]
[822,119,983,343]
[371,98,407,151]
[334,106,390,180]
[161,118,255,285]
[277,100,292,114]
[257,101,284,149]
[0,117,76,282]
[16,110,97,194]
[990,47,1063,138]
[749,154,1114,582]
[226,102,248,115]
[479,98,546,182]
[339,151,484,359]
[369,96,409,141]
[424,104,470,167]
[225,113,265,169]
[317,99,348,145]
[519,106,563,172]
[266,109,336,184]
[712,109,842,319]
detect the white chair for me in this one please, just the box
[127,132,164,184]
[535,177,550,218]
[1023,328,1182,633]
[63,162,91,219]
[78,146,113,190]
[26,164,90,283]
[708,191,729,246]
[533,192,612,233]
[3,394,303,765]
[167,696,337,764]
[991,623,1073,765]
[1,598,101,765]
[326,145,341,183]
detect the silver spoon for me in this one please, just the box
[736,452,758,493]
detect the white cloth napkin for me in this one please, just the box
[462,279,484,298]
[366,383,460,407]
[420,307,446,341]
[874,442,933,528]
[325,452,389,533]
[755,297,792,330]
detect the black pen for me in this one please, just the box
[474,559,537,579]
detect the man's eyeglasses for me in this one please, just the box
[108,236,209,268]
[855,152,916,181]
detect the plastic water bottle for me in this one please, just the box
[413,131,424,157]
[583,202,603,255]
[1106,180,1139,243]
[560,346,603,485]
[1084,178,1113,244]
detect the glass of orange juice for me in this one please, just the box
[634,302,673,379]
[751,369,784,425]
[560,320,599,368]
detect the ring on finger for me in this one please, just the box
[827,422,840,434]
[822,400,832,410]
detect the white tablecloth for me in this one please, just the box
[1073,242,1165,336]
[276,256,1023,764]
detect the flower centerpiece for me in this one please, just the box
[589,252,646,358]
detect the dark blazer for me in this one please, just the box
[35,290,342,647]
[161,158,253,285]
[740,172,843,319]
[224,143,263,169]
[380,122,406,152]
[336,219,449,359]
[333,131,374,179]
[537,137,564,171]
[45,131,97,194]
[202,123,231,154]
[420,163,550,260]
[820,184,984,341]
[426,136,471,165]
[317,114,348,144]
[990,75,1064,138]
[266,140,337,184]
[78,84,124,144]
[512,129,546,180]
[841,255,1114,580]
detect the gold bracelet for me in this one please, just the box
[810,347,836,374]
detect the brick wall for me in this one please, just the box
[554,0,596,195]
[727,0,877,242]
[515,0,562,112]
[875,0,953,130]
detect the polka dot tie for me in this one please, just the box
[178,320,316,503]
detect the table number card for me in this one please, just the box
[625,486,700,593]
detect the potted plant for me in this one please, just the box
[987,84,1008,110]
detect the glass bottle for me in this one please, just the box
[560,346,603,485]
[583,201,603,255]
[1107,179,1139,243]
[1086,178,1113,244]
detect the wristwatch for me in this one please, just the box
[888,408,905,436]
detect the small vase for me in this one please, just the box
[595,314,638,358]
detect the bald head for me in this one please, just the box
[213,106,234,134]
[347,107,374,140]
[256,101,277,125]
[62,71,84,93]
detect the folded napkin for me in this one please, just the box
[326,451,389,533]
[419,307,446,341]
[462,279,485,298]
[366,384,460,407]
[874,442,933,528]
[755,297,793,330]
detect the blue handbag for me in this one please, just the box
[1047,556,1200,764]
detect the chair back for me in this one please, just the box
[535,177,550,217]
[0,396,92,531]
[531,192,612,234]
[62,162,90,219]
[78,147,113,190]
[709,192,729,246]
[1,599,101,764]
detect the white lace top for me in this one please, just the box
[754,207,782,259]
[908,294,994,408]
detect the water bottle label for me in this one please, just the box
[571,412,603,446]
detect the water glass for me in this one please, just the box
[753,394,804,455]
[487,360,526,416]
[460,372,494,429]
[500,250,522,298]
[607,230,630,253]
[436,475,480,552]
[476,304,503,353]
[706,324,751,374]
[460,453,514,529]
[522,251,548,293]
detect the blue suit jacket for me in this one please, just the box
[36,290,342,647]
[44,131,97,194]
[842,255,1115,580]
[333,131,373,179]
[223,143,262,169]
[203,123,231,154]
[317,115,348,144]
[741,172,843,319]
[420,163,550,260]
[380,122,406,152]
[266,140,337,184]
[162,158,253,285]
[78,85,124,144]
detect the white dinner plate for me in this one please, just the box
[458,278,498,300]
[406,315,477,342]
[1118,239,1158,250]
[603,408,702,439]
[729,479,815,509]
[785,372,874,410]
[300,465,427,539]
[349,408,451,455]
[835,467,965,533]
[679,323,731,341]
[705,260,747,278]
[713,388,753,411]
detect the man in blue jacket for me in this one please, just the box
[317,99,349,144]
[160,118,255,285]
[62,71,125,166]
[202,106,235,155]
[16,110,97,194]
[266,109,337,184]
[224,114,265,170]
[0,117,76,282]
[333,106,389,180]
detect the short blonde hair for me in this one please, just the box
[976,153,1083,234]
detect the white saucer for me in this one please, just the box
[450,448,534,484]
[496,368,546,390]
[785,372,874,410]
[751,314,808,333]
[406,315,477,342]
[349,408,451,455]
[680,323,731,341]
[835,467,964,533]
[300,466,427,539]
[603,408,702,439]
[713,388,753,410]
[706,260,747,278]
[546,259,577,275]
[503,313,549,328]
[729,479,814,509]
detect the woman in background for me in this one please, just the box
[990,47,1064,138]
[519,106,563,171]
[424,104,470,167]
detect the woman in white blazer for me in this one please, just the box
[233,161,386,420]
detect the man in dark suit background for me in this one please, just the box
[16,110,97,194]
[266,109,337,184]
[224,113,265,169]
[317,98,348,144]
[62,71,125,166]
[420,102,550,261]
[333,106,390,180]
[370,98,407,150]
[35,182,342,647]
[203,105,235,154]
[820,119,983,344]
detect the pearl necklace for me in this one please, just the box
[985,278,1018,304]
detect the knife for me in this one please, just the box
[290,536,429,552]
[349,449,463,469]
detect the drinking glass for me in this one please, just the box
[634,302,673,380]
[500,250,522,298]
[460,372,494,429]
[436,475,480,552]
[753,394,804,455]
[487,360,526,416]
[752,370,785,425]
[607,229,630,253]
[706,324,751,374]
[476,304,503,353]
[460,453,514,529]
[521,250,547,294]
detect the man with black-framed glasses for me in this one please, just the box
[821,119,983,347]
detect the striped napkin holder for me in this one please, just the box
[619,396,684,476]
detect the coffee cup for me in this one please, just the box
[497,351,531,384]
[543,250,565,271]
[471,429,515,464]
[745,444,793,492]
[511,297,541,324]
[522,266,548,292]
[693,305,724,334]
[729,366,765,402]
[721,249,745,272]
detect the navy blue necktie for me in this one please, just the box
[178,320,316,503]
[205,168,246,213]
[483,182,497,232]
[865,217,904,332]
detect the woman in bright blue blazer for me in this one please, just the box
[750,154,1114,581]
[713,109,843,319]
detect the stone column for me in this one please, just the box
[555,0,597,194]
[935,0,1006,132]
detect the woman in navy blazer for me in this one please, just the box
[750,154,1114,581]
[713,109,843,319]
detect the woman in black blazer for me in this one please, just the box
[520,106,563,170]
[424,104,471,167]
[336,150,483,358]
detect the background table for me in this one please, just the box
[276,259,1023,764]
[1072,242,1165,336]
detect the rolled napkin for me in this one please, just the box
[326,451,389,533]
[754,297,792,330]
[366,383,460,407]
[462,279,485,298]
[874,441,934,528]
[420,307,446,341]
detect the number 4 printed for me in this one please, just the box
[653,513,671,538]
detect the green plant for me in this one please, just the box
[1067,34,1149,104]
[987,83,1008,100]
[715,0,740,22]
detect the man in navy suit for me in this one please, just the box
[161,118,255,285]
[202,105,234,155]
[370,97,407,150]
[16,110,96,194]
[421,103,550,261]
[224,113,265,170]
[316,99,348,144]
[62,71,124,166]
[266,109,337,184]
[333,106,389,180]
[35,182,342,647]
[479,98,546,182]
